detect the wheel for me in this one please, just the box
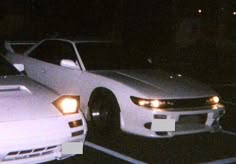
[89,93,120,132]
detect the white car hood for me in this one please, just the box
[0,76,61,122]
[91,69,217,98]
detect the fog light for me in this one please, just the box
[144,122,151,129]
[69,120,83,128]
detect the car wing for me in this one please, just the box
[4,41,36,54]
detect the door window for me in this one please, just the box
[28,40,78,65]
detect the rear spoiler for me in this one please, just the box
[4,41,36,54]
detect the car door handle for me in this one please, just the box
[40,68,47,73]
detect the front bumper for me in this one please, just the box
[0,114,87,164]
[120,104,225,138]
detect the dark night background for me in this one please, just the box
[0,0,235,85]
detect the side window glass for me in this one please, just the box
[28,41,55,64]
[56,42,77,62]
[28,41,49,60]
[28,40,77,66]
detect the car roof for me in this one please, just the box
[43,37,116,46]
[44,34,113,42]
[44,38,112,43]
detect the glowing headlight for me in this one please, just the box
[53,95,80,114]
[208,96,220,105]
[130,96,173,109]
[60,98,78,114]
[150,100,161,108]
[138,100,149,106]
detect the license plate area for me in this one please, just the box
[151,119,175,132]
[177,114,207,125]
[62,142,83,155]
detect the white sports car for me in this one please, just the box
[5,38,225,138]
[0,55,87,163]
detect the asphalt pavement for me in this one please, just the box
[50,129,236,164]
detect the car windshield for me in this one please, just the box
[0,56,20,76]
[76,43,153,70]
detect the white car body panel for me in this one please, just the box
[0,76,61,121]
[5,39,225,138]
[1,116,86,163]
[0,58,87,163]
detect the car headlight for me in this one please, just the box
[207,96,220,105]
[130,96,173,109]
[53,95,80,114]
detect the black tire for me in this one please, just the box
[89,93,120,132]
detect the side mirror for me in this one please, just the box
[13,64,25,72]
[60,59,79,69]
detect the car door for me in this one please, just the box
[22,40,83,94]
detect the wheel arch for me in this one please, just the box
[88,87,121,113]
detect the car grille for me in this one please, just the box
[164,97,213,111]
[176,114,207,125]
[3,145,59,161]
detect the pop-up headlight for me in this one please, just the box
[53,95,80,114]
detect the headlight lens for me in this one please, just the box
[53,95,80,114]
[207,96,220,105]
[150,100,161,108]
[131,96,221,109]
[130,96,173,109]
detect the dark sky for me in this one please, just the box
[0,0,235,81]
[0,1,236,50]
[0,1,174,43]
